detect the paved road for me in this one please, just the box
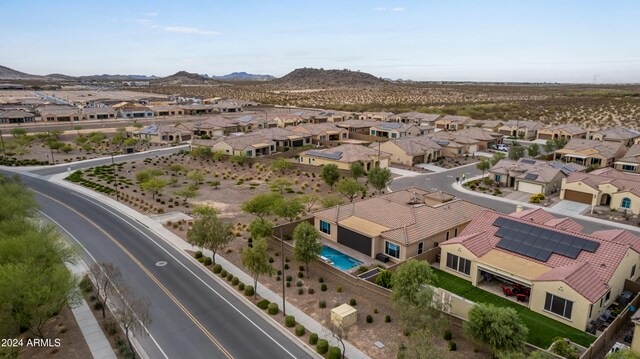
[390,163,617,234]
[2,170,313,359]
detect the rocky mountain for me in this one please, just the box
[271,68,388,88]
[153,71,219,85]
[78,74,159,81]
[0,65,44,80]
[211,72,275,81]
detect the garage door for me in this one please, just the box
[564,189,593,204]
[517,181,543,194]
[538,133,552,140]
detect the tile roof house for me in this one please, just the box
[439,207,640,330]
[615,144,640,173]
[428,131,481,157]
[133,124,192,143]
[369,123,425,139]
[272,114,304,128]
[587,126,640,147]
[298,144,391,171]
[537,124,587,141]
[434,115,473,131]
[489,158,583,195]
[335,119,379,134]
[178,116,241,136]
[199,134,276,158]
[374,136,442,166]
[235,114,278,131]
[291,123,349,144]
[38,106,83,122]
[392,112,441,125]
[150,105,185,117]
[310,111,351,123]
[449,127,504,150]
[250,128,312,149]
[117,105,154,119]
[82,107,117,120]
[561,167,640,214]
[358,111,394,122]
[553,138,628,168]
[0,109,36,124]
[468,119,505,132]
[313,188,484,263]
[181,104,215,116]
[498,120,544,140]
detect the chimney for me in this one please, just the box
[516,205,524,213]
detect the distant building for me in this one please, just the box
[291,123,349,144]
[118,106,154,119]
[498,120,544,140]
[374,136,442,166]
[554,138,627,167]
[537,124,587,141]
[82,107,117,120]
[369,123,425,139]
[489,158,584,195]
[392,112,441,125]
[133,124,191,143]
[150,105,185,117]
[39,106,82,122]
[298,144,390,171]
[0,109,36,124]
[587,126,640,147]
[434,115,473,131]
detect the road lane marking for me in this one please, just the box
[35,191,234,359]
[66,191,300,359]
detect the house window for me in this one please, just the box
[391,133,397,139]
[457,149,462,155]
[371,130,376,135]
[544,293,573,319]
[622,197,631,209]
[605,291,611,301]
[591,158,601,166]
[632,265,637,278]
[454,228,458,237]
[622,164,636,172]
[319,220,331,235]
[246,150,253,157]
[418,242,424,255]
[445,231,449,241]
[342,133,347,139]
[446,253,471,275]
[495,175,501,182]
[385,241,400,259]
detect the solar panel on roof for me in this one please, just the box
[520,159,536,164]
[524,173,539,180]
[492,217,600,262]
[306,150,342,160]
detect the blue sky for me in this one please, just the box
[1,0,639,83]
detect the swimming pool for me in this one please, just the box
[320,246,363,271]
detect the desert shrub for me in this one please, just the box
[309,333,318,345]
[449,341,457,351]
[203,257,212,266]
[319,300,326,308]
[298,288,304,295]
[308,288,315,294]
[220,269,227,277]
[238,283,245,291]
[295,324,305,337]
[444,329,453,340]
[349,298,357,306]
[385,315,391,323]
[212,264,222,273]
[244,285,254,296]
[318,277,324,283]
[296,280,303,287]
[267,303,279,315]
[328,347,341,359]
[194,251,203,259]
[285,315,296,327]
[257,299,270,310]
[321,283,327,291]
[232,277,239,286]
[316,339,329,354]
[336,285,342,293]
[366,314,373,323]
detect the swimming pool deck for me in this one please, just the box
[320,239,386,273]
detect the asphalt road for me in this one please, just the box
[2,170,314,359]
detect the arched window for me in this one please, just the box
[622,197,632,209]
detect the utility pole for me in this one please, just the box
[47,130,55,165]
[111,153,119,201]
[280,226,286,316]
[0,129,5,157]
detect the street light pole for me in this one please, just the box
[47,130,55,165]
[280,226,286,316]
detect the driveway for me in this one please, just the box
[549,200,590,216]
[416,163,448,172]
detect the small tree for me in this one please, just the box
[320,195,344,208]
[191,146,212,159]
[187,212,234,264]
[320,164,341,189]
[476,158,490,177]
[60,144,74,154]
[350,162,366,181]
[293,222,322,278]
[113,288,151,359]
[230,153,249,166]
[175,185,198,204]
[464,303,528,357]
[508,146,525,161]
[135,168,163,183]
[555,137,568,149]
[169,164,185,175]
[10,128,27,137]
[368,167,392,194]
[392,259,443,333]
[337,178,366,202]
[88,262,122,318]
[271,158,292,174]
[248,218,274,240]
[241,192,283,220]
[375,270,393,288]
[274,197,304,222]
[543,140,556,154]
[186,170,205,185]
[140,177,168,199]
[607,349,640,359]
[490,152,506,166]
[527,143,540,158]
[269,178,291,194]
[212,151,224,162]
[299,194,319,212]
[123,138,137,147]
[241,237,274,298]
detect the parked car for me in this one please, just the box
[494,144,510,152]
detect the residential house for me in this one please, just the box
[292,123,349,144]
[359,111,394,122]
[0,109,36,124]
[561,167,640,214]
[537,124,587,141]
[273,114,304,128]
[211,99,244,113]
[498,120,544,140]
[392,112,441,125]
[615,144,640,173]
[118,106,154,119]
[335,119,378,134]
[181,104,216,116]
[439,207,640,331]
[235,114,278,132]
[469,120,504,133]
[313,188,485,263]
[133,124,192,143]
[178,116,240,137]
[39,106,83,122]
[587,127,640,148]
[369,123,425,140]
[374,136,442,166]
[434,115,473,131]
[452,127,504,150]
[82,107,117,120]
[206,134,276,157]
[298,144,390,171]
[311,111,350,123]
[429,131,481,156]
[554,138,627,167]
[251,128,312,149]
[489,158,584,195]
[150,105,185,117]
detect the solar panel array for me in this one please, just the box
[306,150,342,160]
[493,217,599,262]
[520,159,536,165]
[524,173,539,180]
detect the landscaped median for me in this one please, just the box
[432,268,596,348]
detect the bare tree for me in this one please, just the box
[112,288,151,359]
[89,262,122,318]
[329,321,347,359]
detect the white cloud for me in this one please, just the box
[162,26,220,36]
[373,7,386,11]
[373,6,406,12]
[144,12,158,17]
[390,7,405,12]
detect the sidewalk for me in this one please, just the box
[50,173,371,359]
[66,261,117,359]
[454,175,640,235]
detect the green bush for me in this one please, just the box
[297,271,304,278]
[449,340,457,351]
[203,257,212,266]
[220,269,228,277]
[444,329,453,340]
[268,303,279,315]
[328,347,341,359]
[227,273,234,281]
[296,280,303,287]
[286,275,293,282]
[385,315,391,323]
[376,270,393,289]
[284,263,289,270]
[244,285,254,296]
[366,314,373,323]
[309,333,318,345]
[308,288,315,295]
[299,265,305,271]
[336,285,342,293]
[285,315,296,327]
[232,277,239,286]
[238,282,245,291]
[319,300,326,308]
[318,277,324,283]
[257,299,270,310]
[286,282,291,288]
[194,251,203,259]
[212,264,222,273]
[298,288,304,295]
[316,339,329,354]
[321,283,327,291]
[349,298,357,306]
[295,324,305,337]
[79,276,93,293]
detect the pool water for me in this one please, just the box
[320,246,363,271]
